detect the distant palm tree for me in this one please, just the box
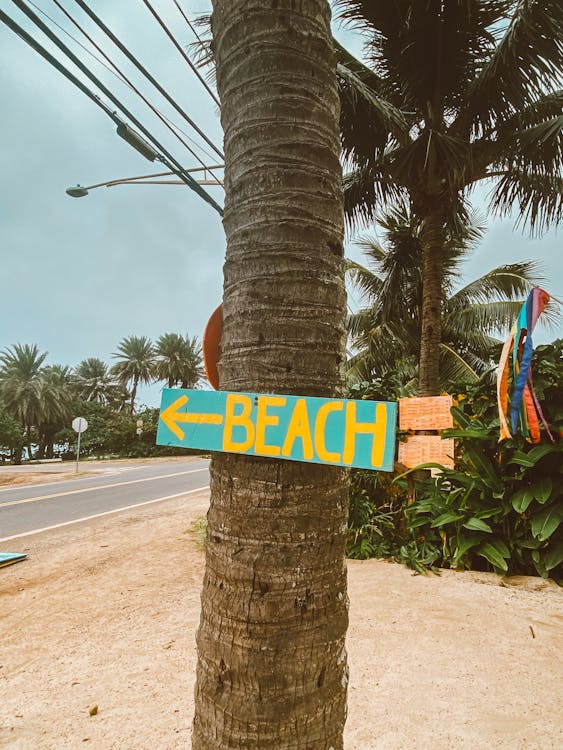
[0,344,47,458]
[111,336,155,413]
[73,357,117,404]
[347,205,544,387]
[39,365,74,458]
[335,0,562,394]
[154,333,204,389]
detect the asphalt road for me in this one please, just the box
[0,459,210,542]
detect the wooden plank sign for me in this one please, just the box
[157,388,397,472]
[399,395,453,431]
[398,436,455,470]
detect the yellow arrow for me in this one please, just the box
[160,395,223,440]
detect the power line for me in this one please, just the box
[27,0,125,86]
[141,0,220,108]
[69,0,224,161]
[47,0,223,184]
[3,2,223,215]
[25,0,217,165]
[173,1,207,55]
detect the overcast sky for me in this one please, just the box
[1,1,560,408]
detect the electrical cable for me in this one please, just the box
[27,0,218,165]
[27,0,126,87]
[4,2,223,215]
[141,0,220,108]
[0,8,114,117]
[173,1,207,55]
[69,0,224,161]
[47,0,223,185]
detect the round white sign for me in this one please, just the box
[72,417,89,434]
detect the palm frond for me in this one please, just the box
[345,262,385,301]
[336,41,410,164]
[343,165,407,231]
[448,261,542,308]
[491,90,563,140]
[461,0,563,133]
[489,171,563,235]
[352,234,387,263]
[445,300,527,335]
[509,115,563,176]
[439,343,481,382]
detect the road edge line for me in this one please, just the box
[0,485,209,543]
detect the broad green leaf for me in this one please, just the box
[476,507,504,519]
[543,542,563,572]
[394,463,450,480]
[453,534,482,562]
[509,445,561,468]
[527,444,561,464]
[531,506,563,541]
[477,540,510,572]
[409,517,431,529]
[450,405,471,429]
[508,451,535,467]
[518,538,542,550]
[531,477,553,504]
[511,487,534,513]
[431,512,464,528]
[464,447,503,493]
[442,428,490,439]
[463,518,493,533]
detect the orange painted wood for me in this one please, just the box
[398,436,455,469]
[202,304,223,390]
[398,395,453,430]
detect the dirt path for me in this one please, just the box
[0,492,561,749]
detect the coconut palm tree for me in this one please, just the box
[334,0,563,394]
[0,343,47,459]
[192,2,349,748]
[111,336,154,414]
[73,357,117,404]
[347,204,545,386]
[154,333,204,389]
[38,364,74,458]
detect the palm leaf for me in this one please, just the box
[343,165,407,230]
[439,343,481,382]
[489,171,563,234]
[461,0,563,133]
[448,261,541,308]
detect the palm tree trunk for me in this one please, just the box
[26,426,33,462]
[192,2,349,748]
[419,208,445,396]
[130,379,138,414]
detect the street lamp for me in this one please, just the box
[66,164,224,198]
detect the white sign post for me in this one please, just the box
[72,417,88,473]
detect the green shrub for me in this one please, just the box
[347,339,563,578]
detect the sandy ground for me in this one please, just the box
[0,472,99,488]
[0,491,561,750]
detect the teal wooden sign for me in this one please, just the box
[157,388,397,472]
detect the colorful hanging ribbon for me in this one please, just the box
[497,287,553,444]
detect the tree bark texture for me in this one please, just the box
[192,2,349,749]
[418,209,445,396]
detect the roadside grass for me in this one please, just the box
[185,515,207,550]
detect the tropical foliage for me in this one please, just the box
[154,333,204,389]
[73,357,119,405]
[346,204,545,387]
[0,332,205,462]
[335,0,563,393]
[111,336,156,413]
[347,340,563,578]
